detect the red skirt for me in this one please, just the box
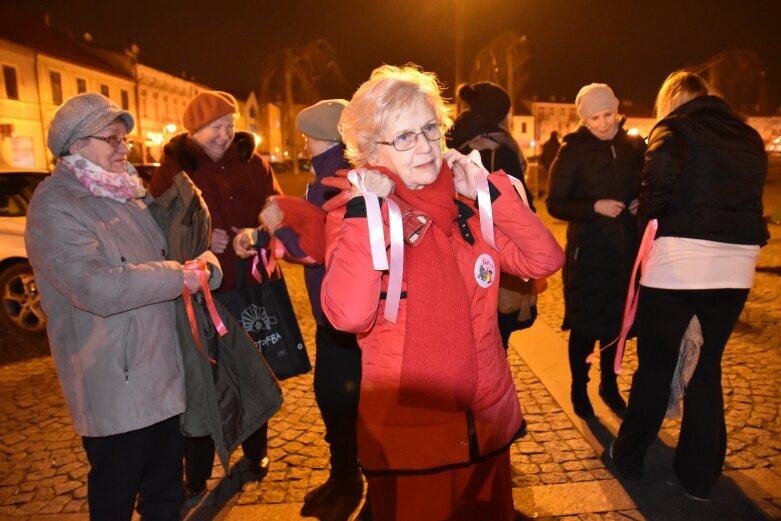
[366,450,514,521]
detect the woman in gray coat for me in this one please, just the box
[25,93,218,521]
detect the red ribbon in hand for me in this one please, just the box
[182,258,227,365]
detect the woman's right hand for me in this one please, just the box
[210,228,230,253]
[183,265,210,294]
[232,227,257,259]
[351,168,395,198]
[594,199,625,218]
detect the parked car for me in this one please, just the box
[0,168,49,335]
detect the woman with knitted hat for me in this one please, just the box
[25,92,218,519]
[448,81,539,349]
[151,90,282,500]
[320,64,564,520]
[545,83,646,418]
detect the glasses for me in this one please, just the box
[377,122,442,151]
[87,135,134,149]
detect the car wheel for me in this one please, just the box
[0,263,47,335]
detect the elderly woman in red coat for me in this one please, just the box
[320,64,564,521]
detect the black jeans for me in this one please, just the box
[184,424,267,491]
[613,286,749,497]
[82,415,183,521]
[314,323,362,478]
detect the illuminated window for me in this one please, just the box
[76,78,87,94]
[3,65,19,100]
[121,89,129,110]
[101,84,109,98]
[50,71,62,104]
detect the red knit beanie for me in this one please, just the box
[183,91,238,133]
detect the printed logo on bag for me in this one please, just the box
[474,253,496,288]
[240,304,278,333]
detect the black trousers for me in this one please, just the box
[568,330,618,387]
[81,415,183,521]
[314,323,362,478]
[184,423,267,490]
[613,286,749,497]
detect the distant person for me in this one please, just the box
[540,131,560,173]
[447,81,538,348]
[238,99,365,520]
[546,83,646,418]
[320,64,564,521]
[612,71,769,501]
[25,92,216,520]
[151,90,281,500]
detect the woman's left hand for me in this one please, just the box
[444,149,479,200]
[629,198,639,216]
[260,198,284,233]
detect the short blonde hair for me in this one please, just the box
[654,71,711,121]
[339,64,453,166]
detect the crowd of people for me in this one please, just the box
[24,62,767,520]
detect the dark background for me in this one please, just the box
[13,0,781,107]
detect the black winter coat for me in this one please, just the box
[639,95,769,246]
[546,122,646,338]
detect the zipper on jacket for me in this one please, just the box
[121,316,133,383]
[465,408,480,461]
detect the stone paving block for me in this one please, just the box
[513,480,635,518]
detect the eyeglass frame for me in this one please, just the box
[376,121,442,152]
[87,134,134,149]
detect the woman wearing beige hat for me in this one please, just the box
[546,83,646,418]
[151,90,282,500]
[25,92,217,520]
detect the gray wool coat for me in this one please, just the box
[25,161,219,437]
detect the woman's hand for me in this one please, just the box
[183,265,210,294]
[260,198,284,233]
[594,199,625,218]
[628,198,639,216]
[210,228,230,253]
[351,168,395,198]
[232,227,257,259]
[444,149,478,200]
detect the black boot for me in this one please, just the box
[599,377,626,414]
[571,385,594,418]
[301,473,364,520]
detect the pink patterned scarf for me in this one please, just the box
[62,155,146,202]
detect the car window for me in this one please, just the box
[0,174,47,217]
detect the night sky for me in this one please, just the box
[15,0,781,108]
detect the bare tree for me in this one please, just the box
[689,50,768,115]
[469,31,530,112]
[259,39,346,172]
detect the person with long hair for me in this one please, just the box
[612,71,769,501]
[319,64,564,520]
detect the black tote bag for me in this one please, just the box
[219,256,312,380]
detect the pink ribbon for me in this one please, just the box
[346,170,404,323]
[586,219,658,374]
[183,258,228,365]
[506,174,530,206]
[467,149,497,251]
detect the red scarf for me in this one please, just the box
[370,162,478,411]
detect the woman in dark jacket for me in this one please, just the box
[612,72,768,501]
[447,81,537,348]
[150,91,282,500]
[546,83,646,418]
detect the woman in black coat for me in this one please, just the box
[546,83,645,418]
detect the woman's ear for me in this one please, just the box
[68,138,85,156]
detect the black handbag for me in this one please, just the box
[219,255,312,380]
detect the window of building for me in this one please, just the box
[76,78,87,94]
[249,106,257,119]
[50,71,62,105]
[101,84,109,98]
[121,89,129,110]
[2,65,19,100]
[521,122,527,133]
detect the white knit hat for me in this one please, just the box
[575,83,619,120]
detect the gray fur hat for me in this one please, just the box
[47,93,135,157]
[296,99,348,142]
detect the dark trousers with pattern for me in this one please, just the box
[613,286,749,497]
[82,415,183,521]
[314,323,362,478]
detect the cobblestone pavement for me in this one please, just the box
[1,163,779,519]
